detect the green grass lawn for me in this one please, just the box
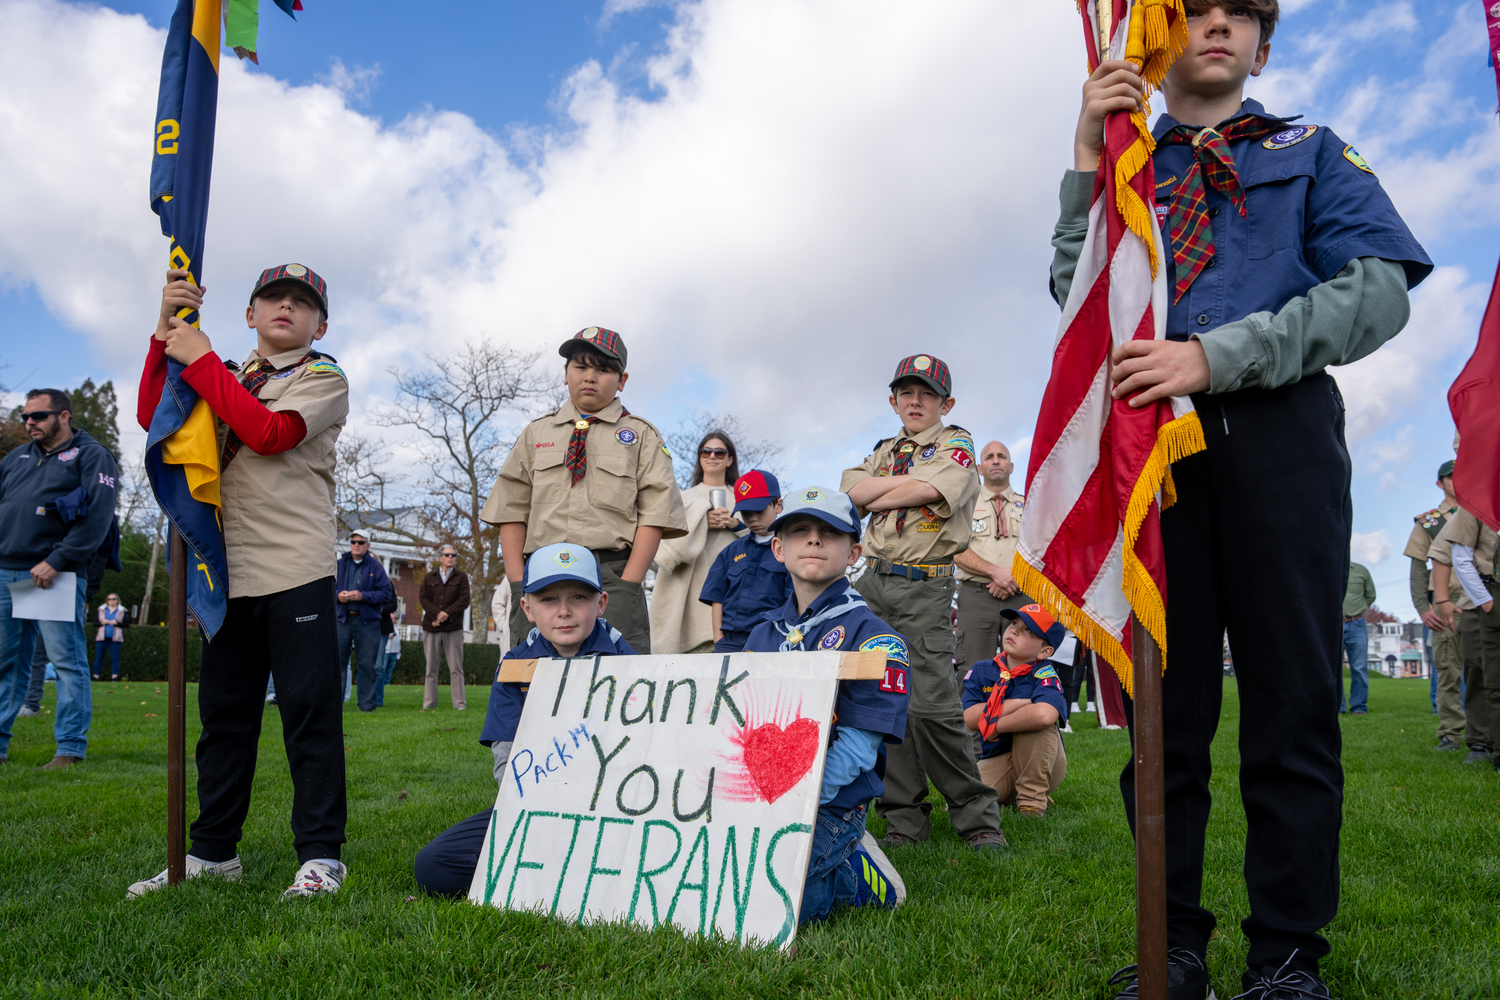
[3,672,1497,999]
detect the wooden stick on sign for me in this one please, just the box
[166,529,188,885]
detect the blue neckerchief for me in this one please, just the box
[517,617,624,658]
[771,578,867,652]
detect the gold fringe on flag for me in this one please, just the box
[1111,0,1188,280]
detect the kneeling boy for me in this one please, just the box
[413,543,636,896]
[962,605,1068,818]
[743,487,910,921]
[699,470,791,652]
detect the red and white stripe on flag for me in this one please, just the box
[1012,0,1198,695]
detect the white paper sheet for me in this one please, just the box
[7,572,77,621]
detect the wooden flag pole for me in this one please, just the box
[1131,614,1169,1000]
[166,528,188,885]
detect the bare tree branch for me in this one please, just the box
[664,410,785,489]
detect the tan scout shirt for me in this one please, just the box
[481,397,687,553]
[220,348,348,598]
[841,421,980,564]
[955,483,1024,584]
[1429,508,1498,612]
[1403,504,1462,609]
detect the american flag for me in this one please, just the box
[1011,0,1196,694]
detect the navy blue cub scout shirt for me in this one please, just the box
[699,533,792,636]
[1151,99,1432,342]
[480,618,637,747]
[960,654,1069,759]
[743,577,910,811]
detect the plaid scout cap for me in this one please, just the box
[250,263,328,316]
[1438,459,1456,480]
[732,470,781,512]
[889,354,951,396]
[560,327,628,369]
[523,542,603,594]
[1001,603,1066,650]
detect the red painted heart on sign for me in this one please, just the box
[742,717,821,803]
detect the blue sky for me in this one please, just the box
[2,0,1497,622]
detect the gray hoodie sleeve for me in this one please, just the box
[1048,170,1413,395]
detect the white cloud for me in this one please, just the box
[1350,529,1392,567]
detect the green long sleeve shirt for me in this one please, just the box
[1049,170,1412,394]
[1344,562,1377,619]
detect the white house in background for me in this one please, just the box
[1364,621,1427,679]
[337,508,480,643]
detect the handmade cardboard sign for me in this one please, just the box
[466,650,884,948]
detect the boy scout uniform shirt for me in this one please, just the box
[961,655,1068,758]
[220,348,348,599]
[1429,509,1498,612]
[955,483,1024,585]
[743,577,910,811]
[698,533,792,633]
[1403,503,1462,611]
[480,618,637,747]
[482,398,687,553]
[840,421,981,564]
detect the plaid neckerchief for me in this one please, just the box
[977,653,1037,742]
[1158,115,1284,303]
[876,437,919,536]
[221,351,314,469]
[563,407,631,486]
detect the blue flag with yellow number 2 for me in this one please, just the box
[145,0,228,639]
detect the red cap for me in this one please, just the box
[732,470,781,512]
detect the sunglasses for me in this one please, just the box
[22,410,62,422]
[350,539,369,545]
[440,552,457,557]
[699,447,729,458]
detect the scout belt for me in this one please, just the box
[869,557,953,581]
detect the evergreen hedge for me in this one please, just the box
[82,627,500,686]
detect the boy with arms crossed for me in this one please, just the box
[699,470,792,652]
[961,605,1068,818]
[130,265,350,899]
[413,543,636,896]
[1060,3,1430,995]
[742,488,907,920]
[483,328,686,654]
[842,356,1005,850]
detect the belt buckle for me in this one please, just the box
[875,558,894,575]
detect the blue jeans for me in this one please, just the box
[1341,618,1369,713]
[337,617,382,712]
[24,633,46,712]
[376,649,398,707]
[798,802,867,925]
[93,641,121,678]
[0,569,91,758]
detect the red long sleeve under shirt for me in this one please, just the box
[136,338,307,454]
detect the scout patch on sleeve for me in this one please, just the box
[1342,144,1374,174]
[950,448,974,468]
[1034,664,1058,680]
[880,667,908,695]
[1262,124,1317,150]
[920,444,937,459]
[304,360,347,381]
[860,633,909,668]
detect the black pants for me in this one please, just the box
[1120,373,1350,976]
[415,808,492,897]
[190,576,347,864]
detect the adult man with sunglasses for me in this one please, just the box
[0,388,119,768]
[335,530,393,712]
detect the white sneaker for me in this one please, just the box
[126,855,243,898]
[282,860,346,899]
[1061,720,1074,733]
[1071,702,1082,715]
[1102,723,1122,731]
[16,706,39,717]
[1086,701,1096,712]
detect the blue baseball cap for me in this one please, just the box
[732,470,781,512]
[767,486,861,537]
[1001,604,1066,650]
[523,543,603,594]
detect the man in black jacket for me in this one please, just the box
[0,389,119,768]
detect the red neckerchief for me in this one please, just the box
[978,652,1036,742]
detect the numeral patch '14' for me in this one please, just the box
[880,667,908,695]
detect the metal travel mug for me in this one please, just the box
[709,488,729,511]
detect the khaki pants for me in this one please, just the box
[976,727,1067,813]
[1461,587,1500,751]
[1433,624,1465,743]
[422,630,466,710]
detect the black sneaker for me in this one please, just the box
[1231,956,1332,999]
[1463,747,1494,765]
[1435,737,1462,752]
[1107,947,1216,999]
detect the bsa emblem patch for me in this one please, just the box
[554,549,578,567]
[1342,144,1374,174]
[1262,125,1318,150]
[616,427,638,445]
[581,327,599,340]
[819,626,846,650]
[913,355,931,371]
[920,444,937,459]
[803,488,823,503]
[57,448,79,462]
[971,518,987,534]
[738,481,751,494]
[285,263,308,276]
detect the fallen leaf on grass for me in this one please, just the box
[442,727,456,732]
[140,701,147,705]
[145,713,158,718]
[398,789,409,800]
[404,895,418,902]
